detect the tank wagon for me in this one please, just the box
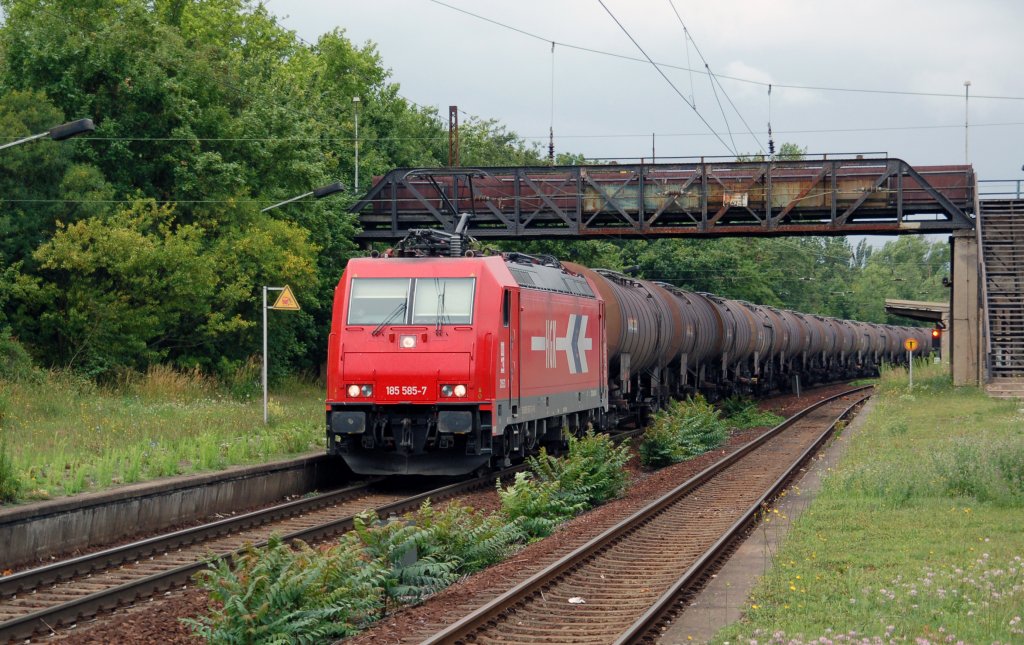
[326,226,930,476]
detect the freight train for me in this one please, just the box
[325,222,931,476]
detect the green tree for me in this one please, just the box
[0,0,597,376]
[850,236,949,324]
[0,90,111,268]
[27,201,316,375]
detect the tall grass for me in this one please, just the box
[713,361,1024,644]
[0,363,324,502]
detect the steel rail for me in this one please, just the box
[420,386,871,644]
[0,479,381,597]
[614,390,869,644]
[0,470,512,642]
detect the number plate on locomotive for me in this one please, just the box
[382,384,431,399]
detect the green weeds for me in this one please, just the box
[712,361,1024,644]
[639,395,729,468]
[184,535,382,643]
[723,396,785,430]
[0,431,22,503]
[190,431,634,642]
[0,365,323,502]
[498,429,631,538]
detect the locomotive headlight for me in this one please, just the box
[453,384,467,398]
[347,384,361,398]
[440,384,454,397]
[400,334,417,349]
[360,384,373,397]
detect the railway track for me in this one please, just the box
[421,386,871,645]
[0,474,504,642]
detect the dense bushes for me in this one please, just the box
[639,395,729,468]
[188,431,632,641]
[0,0,946,380]
[0,338,27,501]
[187,501,526,642]
[639,395,784,469]
[184,535,382,642]
[498,429,631,538]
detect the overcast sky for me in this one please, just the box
[265,0,1023,190]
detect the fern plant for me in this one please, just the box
[640,395,729,468]
[530,429,631,506]
[722,396,784,429]
[414,499,523,571]
[343,510,459,617]
[639,417,686,467]
[184,535,383,644]
[497,471,588,538]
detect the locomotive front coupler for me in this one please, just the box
[399,418,413,448]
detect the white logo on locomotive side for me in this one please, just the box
[530,315,593,374]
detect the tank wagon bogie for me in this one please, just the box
[327,245,931,476]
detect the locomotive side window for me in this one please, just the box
[502,289,510,327]
[412,278,475,325]
[348,278,411,324]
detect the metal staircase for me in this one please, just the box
[980,199,1024,397]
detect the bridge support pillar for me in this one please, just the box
[950,230,982,386]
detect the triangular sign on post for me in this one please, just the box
[272,285,301,311]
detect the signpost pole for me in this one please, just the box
[263,286,269,424]
[903,337,918,391]
[262,286,299,425]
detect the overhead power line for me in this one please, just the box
[9,119,1015,145]
[595,0,737,155]
[666,0,764,155]
[428,0,1024,102]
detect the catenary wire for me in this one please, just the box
[666,0,763,155]
[5,119,1018,144]
[595,0,737,156]
[427,0,1024,101]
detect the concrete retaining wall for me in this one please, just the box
[0,454,348,570]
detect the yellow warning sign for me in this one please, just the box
[904,337,918,352]
[272,285,300,311]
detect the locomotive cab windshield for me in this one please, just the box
[347,277,475,326]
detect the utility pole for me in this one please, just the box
[353,96,361,191]
[963,80,971,164]
[448,105,459,167]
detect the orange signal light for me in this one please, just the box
[931,328,941,338]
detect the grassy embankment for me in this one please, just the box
[0,365,324,502]
[714,362,1024,644]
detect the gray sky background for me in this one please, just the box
[265,0,1023,190]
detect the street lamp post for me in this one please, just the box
[0,118,95,151]
[353,96,360,192]
[260,181,346,212]
[258,180,344,422]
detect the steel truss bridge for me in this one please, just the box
[350,158,975,242]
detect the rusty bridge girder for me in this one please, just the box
[350,158,976,242]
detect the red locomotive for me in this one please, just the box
[326,223,606,475]
[326,220,931,476]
